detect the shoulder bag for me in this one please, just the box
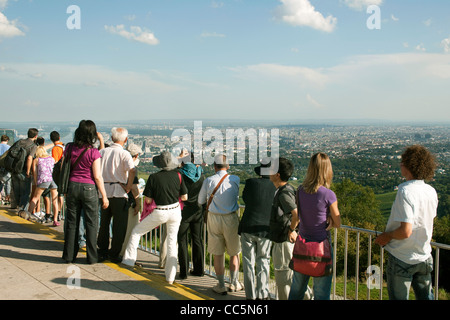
[289,193,333,277]
[204,173,228,223]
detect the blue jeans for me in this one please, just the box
[288,270,332,300]
[386,252,434,300]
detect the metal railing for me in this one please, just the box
[333,225,450,300]
[137,204,450,300]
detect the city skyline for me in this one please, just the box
[1,1,450,123]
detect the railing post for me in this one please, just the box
[435,247,440,300]
[333,227,337,300]
[367,234,372,300]
[344,229,348,300]
[380,247,384,300]
[355,232,360,300]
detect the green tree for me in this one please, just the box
[331,179,384,230]
[331,179,385,279]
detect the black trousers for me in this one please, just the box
[63,182,99,264]
[177,207,204,277]
[97,197,129,261]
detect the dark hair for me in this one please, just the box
[36,136,45,146]
[1,135,9,142]
[50,131,60,143]
[27,128,39,139]
[73,120,98,148]
[278,157,294,182]
[401,145,436,181]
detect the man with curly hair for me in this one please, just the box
[375,145,438,300]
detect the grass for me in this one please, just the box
[333,276,450,300]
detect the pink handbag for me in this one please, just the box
[289,233,332,277]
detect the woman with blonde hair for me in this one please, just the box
[288,152,341,300]
[21,146,60,226]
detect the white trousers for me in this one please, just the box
[122,203,181,282]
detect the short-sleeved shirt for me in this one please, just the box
[384,180,438,264]
[37,156,55,185]
[198,170,240,214]
[0,143,10,156]
[99,143,135,198]
[269,183,297,243]
[16,138,37,172]
[143,170,188,206]
[64,144,101,185]
[297,186,337,242]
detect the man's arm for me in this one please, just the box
[25,155,33,177]
[375,222,412,247]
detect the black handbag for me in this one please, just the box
[56,143,88,194]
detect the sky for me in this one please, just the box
[0,0,450,124]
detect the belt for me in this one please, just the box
[155,203,180,211]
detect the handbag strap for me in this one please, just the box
[206,173,229,212]
[69,144,89,171]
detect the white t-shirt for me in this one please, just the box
[384,180,438,264]
[99,143,135,198]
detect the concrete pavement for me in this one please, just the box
[0,206,246,301]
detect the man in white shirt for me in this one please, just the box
[198,154,241,295]
[375,145,438,300]
[97,127,136,263]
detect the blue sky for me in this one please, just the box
[1,0,450,123]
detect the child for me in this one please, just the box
[20,146,60,226]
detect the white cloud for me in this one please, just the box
[235,63,329,87]
[274,0,337,33]
[423,19,432,27]
[105,24,159,45]
[391,14,399,22]
[415,43,426,52]
[306,94,323,109]
[211,1,224,9]
[201,32,226,38]
[441,37,450,53]
[342,0,383,11]
[0,12,24,38]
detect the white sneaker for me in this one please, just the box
[212,283,228,295]
[228,281,243,292]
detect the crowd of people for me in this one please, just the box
[0,119,439,301]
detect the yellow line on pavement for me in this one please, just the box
[0,208,212,300]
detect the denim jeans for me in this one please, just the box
[241,232,272,300]
[386,252,434,300]
[62,182,99,264]
[289,270,332,300]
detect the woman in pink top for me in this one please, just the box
[62,120,108,265]
[22,146,60,226]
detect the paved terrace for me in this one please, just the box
[0,205,246,301]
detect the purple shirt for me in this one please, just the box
[64,145,101,185]
[297,186,337,242]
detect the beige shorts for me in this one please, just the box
[207,211,241,256]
